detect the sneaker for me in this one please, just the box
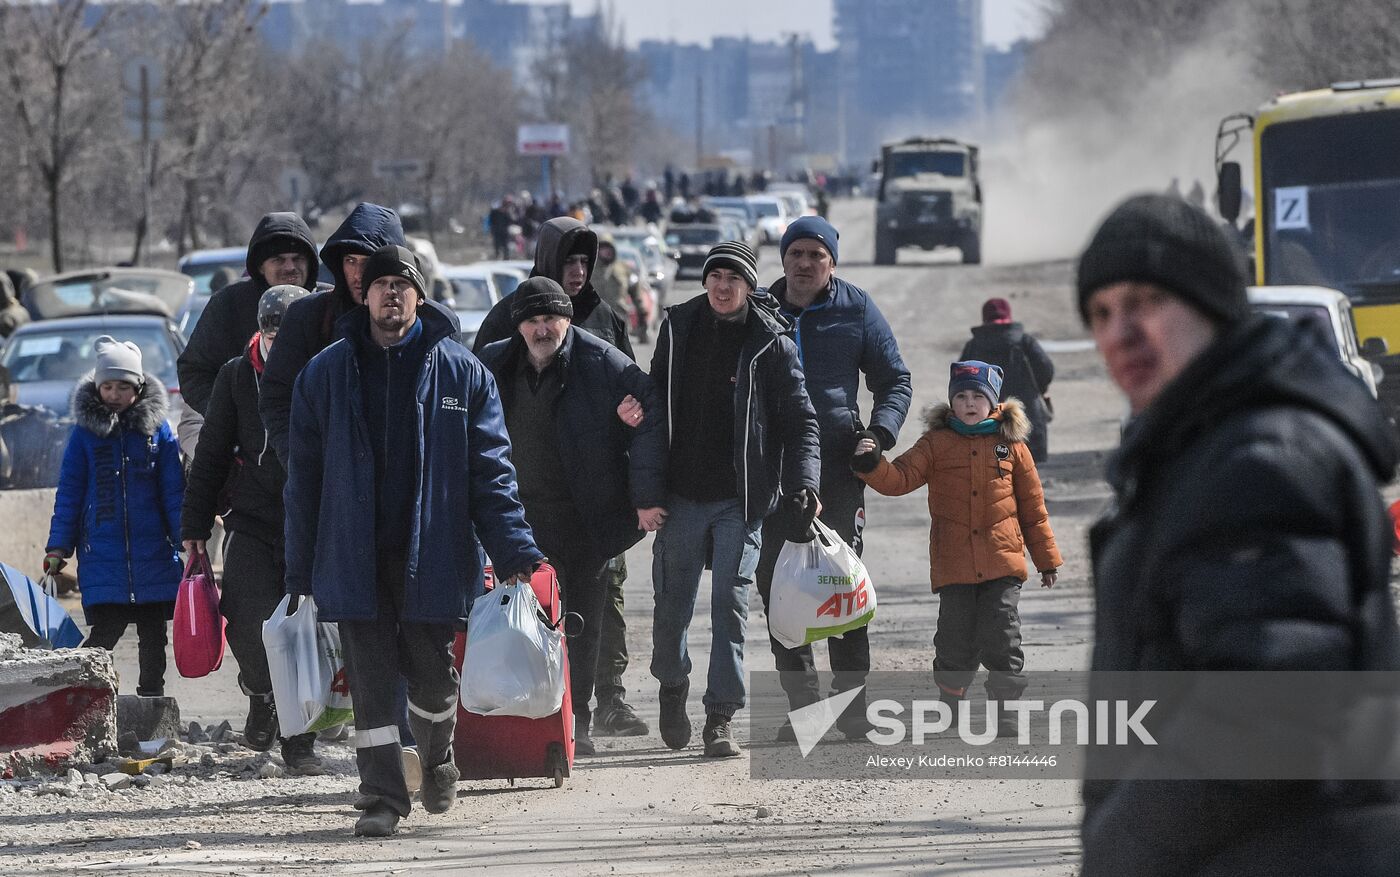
[354,804,401,837]
[702,714,741,758]
[659,681,692,750]
[243,695,278,753]
[594,700,649,737]
[420,760,460,814]
[401,746,422,795]
[836,695,874,741]
[280,732,326,776]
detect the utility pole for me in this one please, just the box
[134,65,153,266]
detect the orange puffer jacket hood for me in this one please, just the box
[858,398,1062,590]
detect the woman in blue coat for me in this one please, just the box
[45,336,184,696]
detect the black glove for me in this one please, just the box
[850,429,883,474]
[783,487,820,543]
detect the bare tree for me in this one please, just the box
[0,0,121,271]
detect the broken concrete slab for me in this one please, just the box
[116,694,181,742]
[0,632,117,777]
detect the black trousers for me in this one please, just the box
[932,576,1026,701]
[339,581,457,818]
[756,472,872,709]
[219,530,284,697]
[533,528,610,728]
[84,602,171,697]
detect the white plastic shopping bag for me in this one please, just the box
[768,519,877,649]
[460,581,565,719]
[262,595,354,738]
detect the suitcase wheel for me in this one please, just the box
[552,768,565,789]
[546,742,568,788]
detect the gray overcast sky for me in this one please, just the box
[522,1,1046,50]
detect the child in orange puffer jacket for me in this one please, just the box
[852,360,1062,735]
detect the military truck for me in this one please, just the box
[872,137,982,265]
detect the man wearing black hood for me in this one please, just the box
[472,216,632,359]
[177,212,319,416]
[260,203,405,467]
[472,216,646,737]
[1078,194,1400,876]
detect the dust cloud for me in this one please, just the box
[981,7,1266,265]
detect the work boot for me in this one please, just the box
[354,804,401,837]
[775,719,798,744]
[243,694,278,753]
[659,681,692,750]
[594,699,649,737]
[401,746,422,795]
[280,733,326,776]
[994,700,1022,740]
[419,759,460,814]
[836,690,874,741]
[702,713,741,758]
[939,690,965,734]
[574,715,597,757]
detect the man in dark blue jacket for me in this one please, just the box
[284,245,542,838]
[754,216,913,741]
[649,241,821,758]
[478,278,667,757]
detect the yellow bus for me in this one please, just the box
[1217,79,1400,401]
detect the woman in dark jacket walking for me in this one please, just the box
[46,337,183,696]
[960,297,1055,462]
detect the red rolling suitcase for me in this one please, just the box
[452,564,575,787]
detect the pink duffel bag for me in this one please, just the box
[173,549,226,678]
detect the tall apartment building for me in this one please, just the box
[833,0,984,163]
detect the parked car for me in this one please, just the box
[177,247,246,294]
[703,197,762,237]
[0,314,187,429]
[469,261,532,298]
[1247,285,1382,397]
[709,207,762,250]
[442,265,502,349]
[665,225,726,280]
[745,196,791,245]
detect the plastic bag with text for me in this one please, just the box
[769,519,877,649]
[262,595,353,738]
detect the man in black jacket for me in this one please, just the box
[260,203,406,467]
[959,297,1055,462]
[179,284,322,774]
[177,212,319,416]
[477,278,667,757]
[650,241,821,758]
[474,216,647,738]
[1078,193,1400,876]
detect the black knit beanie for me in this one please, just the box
[1077,194,1248,325]
[511,276,574,324]
[360,244,427,300]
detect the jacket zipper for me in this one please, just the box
[665,318,675,443]
[742,337,776,520]
[253,366,270,465]
[119,425,135,604]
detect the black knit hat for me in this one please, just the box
[511,276,574,324]
[702,241,759,290]
[361,244,427,300]
[1077,194,1248,325]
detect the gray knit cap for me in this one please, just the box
[94,335,143,387]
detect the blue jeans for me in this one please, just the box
[650,495,763,717]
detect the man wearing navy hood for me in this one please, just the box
[284,245,542,837]
[755,215,912,741]
[260,202,406,467]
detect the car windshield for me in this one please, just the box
[492,272,522,296]
[666,227,722,245]
[178,294,212,340]
[450,277,494,310]
[1251,303,1340,354]
[887,150,966,178]
[750,201,781,218]
[26,271,192,320]
[1261,109,1400,300]
[3,325,179,386]
[180,260,245,294]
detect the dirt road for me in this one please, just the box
[1,198,1125,875]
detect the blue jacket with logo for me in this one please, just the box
[758,276,912,473]
[650,293,820,524]
[47,375,184,609]
[283,303,541,623]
